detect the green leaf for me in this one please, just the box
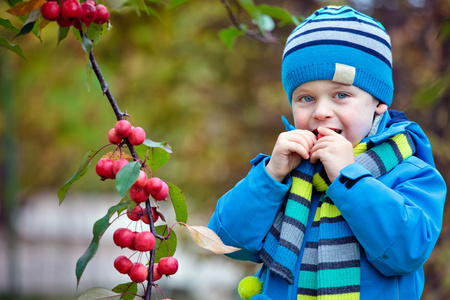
[81,33,94,53]
[167,182,188,223]
[143,139,173,153]
[219,26,244,49]
[237,0,258,18]
[12,7,41,39]
[439,22,450,40]
[78,287,121,300]
[112,282,137,300]
[134,140,172,172]
[255,13,275,33]
[0,37,25,59]
[76,201,129,287]
[86,22,107,45]
[57,26,70,45]
[4,0,24,9]
[127,0,159,16]
[169,0,190,9]
[116,161,140,198]
[257,4,301,25]
[154,225,177,262]
[412,72,450,108]
[0,17,20,33]
[58,149,97,205]
[13,20,35,39]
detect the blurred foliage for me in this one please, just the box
[0,0,450,299]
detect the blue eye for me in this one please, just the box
[336,93,348,99]
[300,96,314,103]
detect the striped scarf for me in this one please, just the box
[260,133,415,299]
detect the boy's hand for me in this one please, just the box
[310,127,355,182]
[266,130,317,182]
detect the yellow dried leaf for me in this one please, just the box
[7,0,47,17]
[101,151,133,161]
[185,225,240,254]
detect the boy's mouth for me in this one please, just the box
[312,128,343,137]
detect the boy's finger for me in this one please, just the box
[287,141,311,160]
[293,129,317,147]
[316,126,341,139]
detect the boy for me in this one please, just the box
[208,5,446,300]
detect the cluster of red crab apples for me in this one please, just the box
[40,0,109,30]
[95,120,178,283]
[95,119,168,203]
[113,227,179,283]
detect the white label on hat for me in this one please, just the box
[332,63,355,85]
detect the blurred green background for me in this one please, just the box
[0,0,449,299]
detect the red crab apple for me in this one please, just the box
[128,231,138,251]
[96,158,114,179]
[113,158,129,175]
[56,18,73,27]
[80,0,97,24]
[114,255,133,274]
[153,181,169,200]
[129,263,148,283]
[153,263,162,281]
[108,128,122,144]
[73,18,83,30]
[129,186,149,203]
[132,170,148,188]
[60,0,81,20]
[94,4,109,24]
[41,1,60,21]
[158,257,178,275]
[128,127,146,145]
[113,228,134,248]
[146,177,169,200]
[133,231,155,252]
[114,120,132,138]
[127,205,144,221]
[146,177,162,194]
[142,207,159,224]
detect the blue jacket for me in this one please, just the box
[208,111,446,299]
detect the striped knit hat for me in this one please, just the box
[282,5,393,106]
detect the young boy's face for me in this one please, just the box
[291,80,388,147]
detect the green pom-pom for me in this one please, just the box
[238,276,263,300]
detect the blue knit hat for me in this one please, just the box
[282,5,393,106]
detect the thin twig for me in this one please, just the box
[89,50,123,121]
[219,0,278,43]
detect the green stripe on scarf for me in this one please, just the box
[259,133,414,300]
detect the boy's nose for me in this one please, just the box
[312,100,334,120]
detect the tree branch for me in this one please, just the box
[89,49,154,300]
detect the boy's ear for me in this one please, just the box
[375,102,388,115]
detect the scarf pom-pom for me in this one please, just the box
[238,276,263,300]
